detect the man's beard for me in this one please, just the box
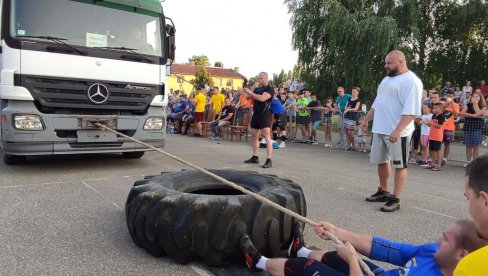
[387,67,399,77]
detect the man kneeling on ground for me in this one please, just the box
[240,220,487,276]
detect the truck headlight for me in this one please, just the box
[14,115,45,131]
[144,117,163,130]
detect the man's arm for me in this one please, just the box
[220,112,234,122]
[244,88,272,102]
[359,108,375,132]
[314,221,373,257]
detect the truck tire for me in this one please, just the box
[125,169,307,266]
[122,151,145,159]
[3,154,26,165]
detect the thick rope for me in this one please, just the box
[95,123,374,276]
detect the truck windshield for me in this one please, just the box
[9,0,163,56]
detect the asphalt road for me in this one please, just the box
[0,134,469,275]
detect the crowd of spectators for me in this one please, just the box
[165,79,488,165]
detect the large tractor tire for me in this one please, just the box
[125,169,307,266]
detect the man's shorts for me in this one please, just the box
[273,113,287,130]
[443,130,454,143]
[370,133,411,169]
[194,112,204,123]
[250,113,272,129]
[296,115,310,126]
[429,140,442,151]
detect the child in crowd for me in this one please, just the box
[426,103,445,171]
[322,98,335,147]
[356,116,367,152]
[418,104,433,167]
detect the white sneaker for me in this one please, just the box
[279,141,286,148]
[483,141,488,147]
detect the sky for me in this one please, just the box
[163,0,299,79]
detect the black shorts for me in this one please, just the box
[429,140,442,151]
[296,115,310,125]
[250,113,272,129]
[272,113,287,130]
[284,251,382,276]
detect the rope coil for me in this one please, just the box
[95,123,374,276]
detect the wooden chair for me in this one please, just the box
[200,110,215,137]
[228,111,250,142]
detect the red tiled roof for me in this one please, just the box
[171,64,245,79]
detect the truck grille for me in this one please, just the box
[16,75,163,113]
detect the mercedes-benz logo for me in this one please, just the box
[87,83,110,104]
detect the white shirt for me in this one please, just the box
[371,71,423,136]
[420,114,433,136]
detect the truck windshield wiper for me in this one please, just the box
[15,35,86,55]
[94,46,153,63]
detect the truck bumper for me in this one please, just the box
[1,101,166,156]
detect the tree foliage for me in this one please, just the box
[188,55,210,66]
[214,61,223,67]
[190,66,214,89]
[286,0,488,103]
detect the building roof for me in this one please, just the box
[171,64,245,79]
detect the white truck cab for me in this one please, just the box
[0,0,175,164]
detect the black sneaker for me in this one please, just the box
[262,158,272,168]
[239,234,262,271]
[366,187,390,202]
[380,195,400,212]
[288,222,305,258]
[244,156,259,164]
[192,133,202,137]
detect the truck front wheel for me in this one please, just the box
[122,151,145,159]
[4,154,26,165]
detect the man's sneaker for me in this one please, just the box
[192,133,202,137]
[408,158,417,164]
[312,141,319,145]
[288,222,305,258]
[239,234,262,271]
[418,160,429,167]
[244,156,259,164]
[279,141,286,148]
[380,195,400,212]
[441,158,447,167]
[366,188,390,202]
[262,158,272,168]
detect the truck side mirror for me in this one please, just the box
[165,24,176,62]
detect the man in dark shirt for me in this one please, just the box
[209,98,235,142]
[243,72,274,168]
[307,95,322,145]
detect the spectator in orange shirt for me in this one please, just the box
[441,90,460,167]
[425,103,446,171]
[235,87,251,125]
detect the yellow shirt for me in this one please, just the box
[194,92,206,112]
[454,245,488,276]
[211,93,225,113]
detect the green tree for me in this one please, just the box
[190,66,214,89]
[286,0,399,103]
[188,55,210,66]
[272,69,287,86]
[214,61,223,67]
[286,0,488,100]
